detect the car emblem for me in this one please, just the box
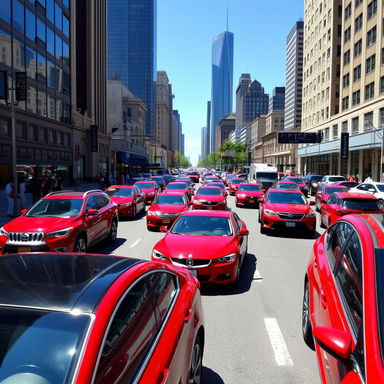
[20,233,29,241]
[186,259,194,267]
[188,254,193,258]
[288,213,294,218]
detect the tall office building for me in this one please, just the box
[156,71,173,149]
[108,0,156,136]
[211,31,234,152]
[284,21,304,131]
[206,100,211,155]
[171,110,181,152]
[269,87,286,112]
[235,74,252,130]
[201,126,207,159]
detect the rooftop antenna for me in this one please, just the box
[226,7,229,30]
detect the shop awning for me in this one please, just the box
[117,152,137,166]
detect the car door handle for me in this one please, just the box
[320,290,327,308]
[184,308,193,323]
[159,368,169,384]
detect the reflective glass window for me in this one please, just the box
[63,15,69,37]
[37,53,46,77]
[47,27,54,55]
[37,90,47,117]
[55,2,62,31]
[63,41,69,66]
[37,0,46,6]
[26,46,36,79]
[56,98,62,121]
[46,0,54,23]
[37,18,46,42]
[27,86,37,114]
[26,9,35,41]
[13,0,25,33]
[55,66,62,92]
[0,29,12,66]
[47,93,55,119]
[47,60,55,88]
[62,0,69,8]
[0,0,11,22]
[13,38,25,71]
[55,34,62,60]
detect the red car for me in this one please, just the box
[152,210,249,286]
[192,186,227,210]
[186,171,199,183]
[166,182,191,200]
[206,182,228,196]
[302,213,384,383]
[150,175,166,190]
[134,181,159,204]
[259,189,316,236]
[0,190,118,254]
[283,176,309,197]
[147,192,190,230]
[274,180,300,191]
[0,252,204,384]
[228,178,246,195]
[320,192,384,228]
[235,183,264,207]
[106,185,146,218]
[315,185,348,212]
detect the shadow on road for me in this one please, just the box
[202,367,225,384]
[264,229,321,240]
[91,237,127,254]
[201,253,257,296]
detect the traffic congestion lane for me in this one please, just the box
[97,188,321,383]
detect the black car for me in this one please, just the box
[305,174,323,195]
[150,175,166,190]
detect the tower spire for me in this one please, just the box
[226,7,229,30]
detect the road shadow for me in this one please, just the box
[264,229,321,240]
[202,367,225,384]
[201,253,257,296]
[92,237,127,254]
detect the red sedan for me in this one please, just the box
[134,181,159,204]
[206,182,228,196]
[235,183,264,207]
[315,185,348,212]
[274,180,300,191]
[166,182,191,200]
[259,189,316,236]
[320,192,384,228]
[228,178,246,195]
[0,252,204,384]
[106,185,146,218]
[152,210,248,286]
[283,176,309,197]
[302,213,384,383]
[192,186,227,210]
[147,192,190,230]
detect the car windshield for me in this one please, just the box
[171,216,233,236]
[167,183,187,190]
[310,176,323,182]
[152,177,164,183]
[338,182,357,188]
[207,184,224,190]
[288,178,305,183]
[376,184,384,192]
[278,183,299,190]
[239,185,261,191]
[26,199,84,217]
[267,192,307,205]
[329,176,345,182]
[0,307,91,383]
[232,179,245,185]
[106,188,133,197]
[154,195,186,205]
[197,188,221,195]
[136,183,155,189]
[324,187,348,194]
[342,199,382,210]
[188,172,198,176]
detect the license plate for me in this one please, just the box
[162,219,171,224]
[189,269,197,276]
[249,199,255,203]
[18,247,31,252]
[207,206,212,210]
[286,222,296,227]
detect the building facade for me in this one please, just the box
[269,87,286,112]
[211,30,234,152]
[284,21,304,131]
[156,71,173,149]
[215,113,235,151]
[205,100,211,155]
[108,0,156,136]
[201,126,207,160]
[171,110,181,152]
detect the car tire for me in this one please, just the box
[108,219,118,242]
[260,221,266,234]
[307,230,316,238]
[302,282,315,350]
[320,218,326,229]
[189,336,203,384]
[74,235,87,253]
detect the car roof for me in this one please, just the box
[267,188,304,194]
[323,185,348,190]
[135,180,155,184]
[182,210,232,217]
[0,253,143,313]
[278,181,297,184]
[238,182,262,187]
[158,192,186,196]
[108,185,134,189]
[197,186,221,190]
[43,190,105,199]
[361,182,384,186]
[333,192,377,199]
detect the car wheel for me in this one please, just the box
[258,210,261,223]
[260,221,266,234]
[320,217,326,228]
[74,235,87,253]
[108,219,118,242]
[379,199,384,209]
[189,336,203,384]
[302,282,315,350]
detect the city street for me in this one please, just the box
[97,190,322,384]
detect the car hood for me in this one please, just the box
[110,196,134,205]
[155,235,238,260]
[264,203,311,214]
[3,216,79,233]
[138,188,155,193]
[236,191,263,197]
[149,204,188,214]
[167,189,188,193]
[194,194,225,202]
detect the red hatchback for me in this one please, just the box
[106,185,146,218]
[283,176,309,197]
[228,178,246,195]
[302,214,384,383]
[259,189,316,236]
[0,190,118,254]
[315,185,348,212]
[166,182,191,200]
[192,186,227,210]
[152,210,249,286]
[147,192,190,230]
[320,192,384,228]
[0,252,204,384]
[235,183,264,207]
[134,181,159,204]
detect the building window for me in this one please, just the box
[353,65,361,81]
[26,8,36,41]
[344,27,351,43]
[367,26,377,47]
[0,119,9,136]
[366,54,376,73]
[364,112,373,131]
[367,0,377,19]
[343,73,350,88]
[333,125,338,139]
[343,50,350,66]
[380,108,384,127]
[325,127,330,141]
[355,0,362,7]
[13,0,25,33]
[342,121,348,133]
[365,82,374,99]
[380,76,384,93]
[355,14,363,31]
[345,3,352,20]
[0,0,11,22]
[352,117,359,134]
[354,39,362,57]
[352,90,361,105]
[342,96,349,110]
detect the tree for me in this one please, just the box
[174,151,191,167]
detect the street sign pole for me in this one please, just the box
[10,72,17,217]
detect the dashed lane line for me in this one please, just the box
[130,238,142,248]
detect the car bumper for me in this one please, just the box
[236,196,259,206]
[192,203,227,210]
[263,215,316,231]
[146,215,179,228]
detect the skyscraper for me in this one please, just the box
[211,31,234,152]
[201,127,207,160]
[269,87,286,112]
[284,21,303,131]
[108,0,156,136]
[206,101,211,155]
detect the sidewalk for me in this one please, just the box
[0,183,100,227]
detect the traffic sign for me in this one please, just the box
[277,132,321,144]
[340,132,349,160]
[15,72,27,101]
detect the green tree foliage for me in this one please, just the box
[198,141,248,168]
[174,151,192,167]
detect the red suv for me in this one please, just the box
[0,190,118,254]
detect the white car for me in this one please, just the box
[317,175,346,190]
[350,182,384,204]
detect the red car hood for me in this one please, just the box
[236,191,263,197]
[194,195,225,202]
[156,235,238,260]
[167,189,188,194]
[264,203,311,214]
[148,204,188,214]
[110,196,134,205]
[3,216,79,233]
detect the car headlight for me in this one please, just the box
[214,253,237,263]
[193,199,203,204]
[45,227,73,238]
[306,210,316,218]
[312,183,318,187]
[217,200,226,204]
[237,194,246,197]
[147,192,155,195]
[264,209,277,216]
[152,249,166,260]
[0,227,9,237]
[120,202,132,207]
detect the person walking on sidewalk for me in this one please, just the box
[5,178,16,217]
[18,177,26,210]
[40,175,51,197]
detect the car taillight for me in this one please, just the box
[338,210,350,215]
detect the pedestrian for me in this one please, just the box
[5,178,16,217]
[18,177,26,210]
[40,175,51,197]
[99,175,106,190]
[30,175,41,203]
[53,175,63,191]
[364,174,373,182]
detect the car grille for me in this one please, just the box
[171,258,211,268]
[8,232,45,245]
[277,213,305,220]
[158,212,181,218]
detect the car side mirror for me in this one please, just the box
[310,201,316,206]
[159,225,168,233]
[257,197,264,203]
[86,208,98,216]
[239,228,249,236]
[188,201,193,206]
[20,208,27,215]
[135,193,141,197]
[313,326,352,360]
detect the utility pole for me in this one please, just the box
[10,73,17,217]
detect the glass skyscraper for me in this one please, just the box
[211,31,234,153]
[108,0,156,136]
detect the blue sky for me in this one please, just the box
[157,0,304,166]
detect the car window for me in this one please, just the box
[356,184,366,191]
[95,195,110,209]
[334,230,363,335]
[326,222,354,270]
[86,196,99,210]
[232,213,242,233]
[134,187,141,195]
[96,276,158,383]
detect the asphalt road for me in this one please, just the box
[97,189,323,384]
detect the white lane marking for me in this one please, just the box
[264,318,294,367]
[130,238,142,248]
[253,269,263,281]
